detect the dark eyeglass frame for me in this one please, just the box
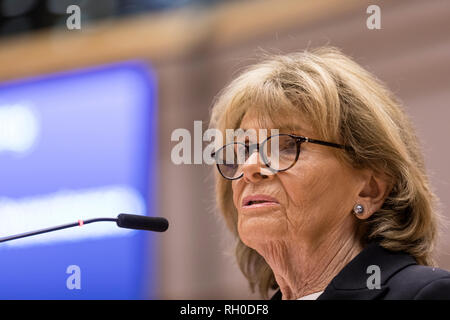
[211,133,351,180]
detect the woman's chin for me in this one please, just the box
[237,212,286,246]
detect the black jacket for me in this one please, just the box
[271,241,450,300]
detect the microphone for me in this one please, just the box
[0,213,169,243]
[116,213,168,232]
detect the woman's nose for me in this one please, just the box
[241,151,274,183]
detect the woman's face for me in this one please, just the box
[232,110,365,250]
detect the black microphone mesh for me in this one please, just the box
[116,214,168,232]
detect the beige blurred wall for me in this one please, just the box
[0,0,449,299]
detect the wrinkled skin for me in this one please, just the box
[232,110,390,299]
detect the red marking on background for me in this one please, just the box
[78,220,84,227]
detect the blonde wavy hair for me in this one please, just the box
[208,47,442,299]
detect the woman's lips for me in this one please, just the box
[242,195,280,208]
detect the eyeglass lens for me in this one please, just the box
[216,135,299,179]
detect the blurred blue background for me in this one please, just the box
[0,62,158,299]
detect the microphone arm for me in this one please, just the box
[0,214,168,244]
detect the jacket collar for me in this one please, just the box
[271,240,417,300]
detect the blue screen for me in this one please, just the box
[0,61,158,299]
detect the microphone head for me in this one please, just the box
[116,214,169,232]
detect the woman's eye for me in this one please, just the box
[280,141,297,154]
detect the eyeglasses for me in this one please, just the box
[211,134,349,180]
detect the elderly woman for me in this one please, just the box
[208,47,450,300]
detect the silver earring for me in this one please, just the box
[353,204,364,215]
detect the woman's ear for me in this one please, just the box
[354,169,392,220]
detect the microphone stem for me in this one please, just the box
[0,218,117,243]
